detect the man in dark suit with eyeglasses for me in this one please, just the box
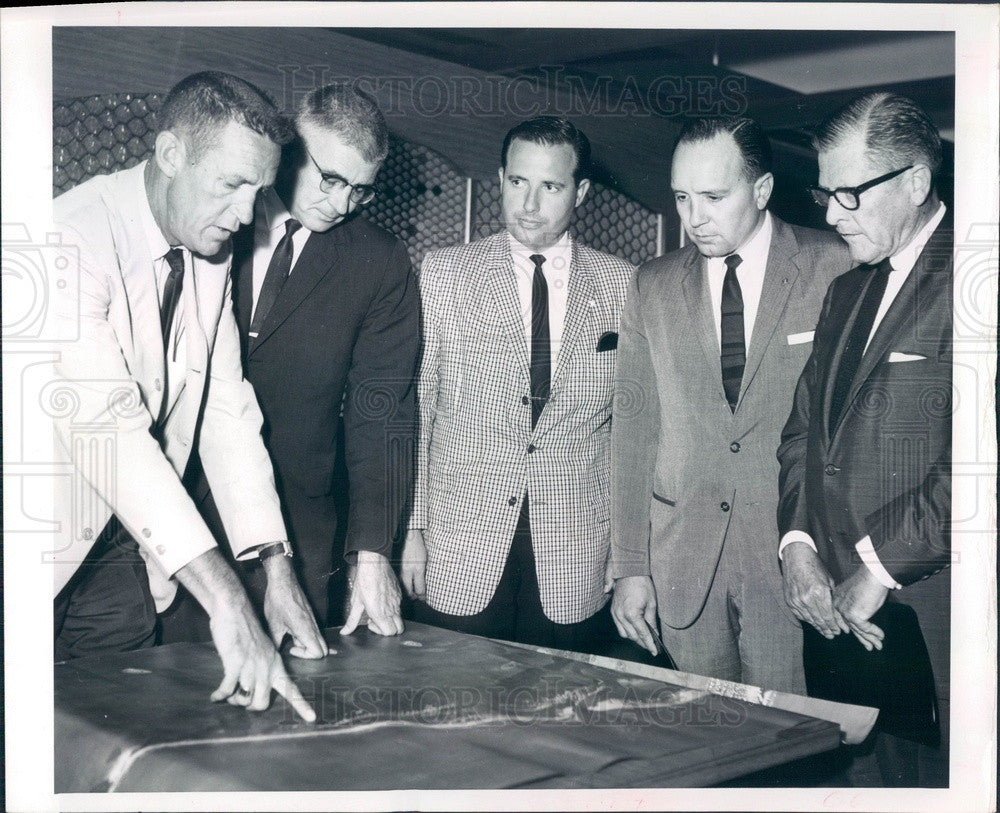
[163,83,418,641]
[778,92,952,785]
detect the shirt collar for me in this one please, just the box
[733,210,771,266]
[508,230,572,267]
[889,203,947,274]
[133,160,172,262]
[705,211,772,270]
[260,187,294,232]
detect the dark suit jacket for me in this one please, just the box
[231,211,419,563]
[611,214,851,629]
[777,215,952,587]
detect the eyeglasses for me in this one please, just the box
[302,144,378,205]
[808,165,912,211]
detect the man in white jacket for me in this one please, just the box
[51,71,324,718]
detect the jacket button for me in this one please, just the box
[527,444,536,454]
[156,545,166,555]
[825,464,839,476]
[730,442,740,453]
[508,496,518,506]
[720,502,730,512]
[82,527,93,541]
[142,528,151,538]
[521,396,530,405]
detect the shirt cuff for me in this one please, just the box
[236,539,292,561]
[778,530,817,559]
[854,535,902,590]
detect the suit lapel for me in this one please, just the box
[181,253,212,381]
[121,240,167,416]
[484,233,531,382]
[832,217,952,443]
[249,227,339,353]
[680,248,728,403]
[550,240,596,391]
[740,218,799,401]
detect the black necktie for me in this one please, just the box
[720,253,745,412]
[249,218,300,340]
[829,259,892,432]
[161,248,185,347]
[529,253,550,428]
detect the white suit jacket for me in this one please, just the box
[413,231,635,624]
[50,162,286,602]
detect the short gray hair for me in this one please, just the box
[296,84,389,164]
[813,92,942,178]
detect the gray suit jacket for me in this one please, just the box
[610,215,851,629]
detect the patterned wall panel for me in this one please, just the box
[575,182,660,267]
[470,177,659,267]
[53,94,657,267]
[364,137,466,269]
[53,93,162,196]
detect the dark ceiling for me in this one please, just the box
[338,28,955,223]
[52,26,955,221]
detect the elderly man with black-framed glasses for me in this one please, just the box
[778,92,952,786]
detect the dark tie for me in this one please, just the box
[249,218,300,340]
[529,253,550,429]
[829,258,892,432]
[160,248,185,346]
[720,253,745,412]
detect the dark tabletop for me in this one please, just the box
[55,622,839,792]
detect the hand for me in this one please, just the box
[341,550,404,636]
[399,530,428,601]
[262,554,331,659]
[833,567,888,652]
[610,575,659,656]
[174,549,316,722]
[781,542,851,639]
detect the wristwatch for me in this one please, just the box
[257,540,293,561]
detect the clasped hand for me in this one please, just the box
[781,542,887,651]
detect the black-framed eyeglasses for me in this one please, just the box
[302,144,378,205]
[808,165,912,211]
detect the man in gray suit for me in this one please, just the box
[609,116,851,692]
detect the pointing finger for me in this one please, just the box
[272,673,316,723]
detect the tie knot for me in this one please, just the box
[724,253,743,273]
[164,247,184,275]
[529,254,546,271]
[284,218,301,238]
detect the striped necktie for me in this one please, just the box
[720,253,745,412]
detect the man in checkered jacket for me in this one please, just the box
[400,117,635,650]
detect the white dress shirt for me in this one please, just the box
[510,231,572,367]
[706,211,773,348]
[778,203,948,590]
[250,189,312,320]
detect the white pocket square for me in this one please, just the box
[888,351,927,363]
[786,330,814,346]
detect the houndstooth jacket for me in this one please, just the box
[411,230,635,624]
